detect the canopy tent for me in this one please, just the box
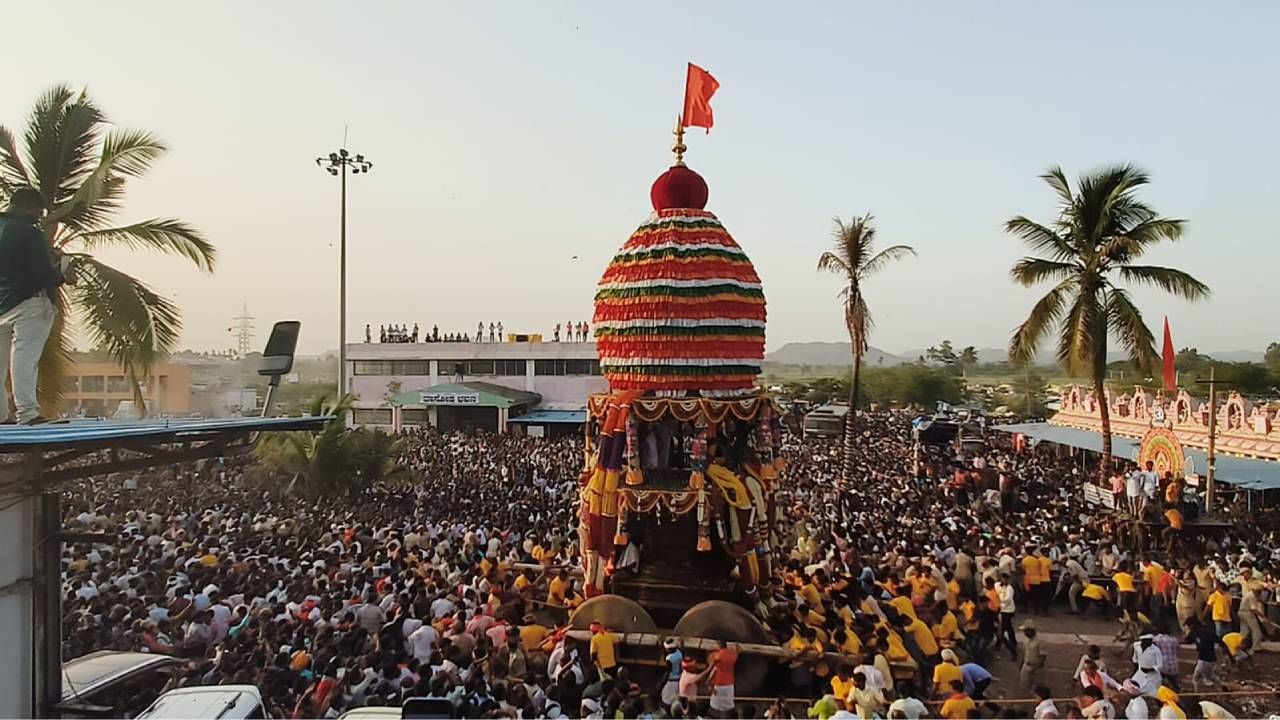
[994,422,1280,491]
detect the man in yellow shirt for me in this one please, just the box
[888,588,918,622]
[589,622,619,678]
[830,665,856,706]
[932,606,963,648]
[547,570,569,608]
[518,616,550,652]
[932,649,963,697]
[800,573,827,615]
[945,572,962,611]
[1081,581,1110,615]
[1113,562,1138,616]
[1206,581,1234,637]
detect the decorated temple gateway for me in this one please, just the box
[570,127,782,662]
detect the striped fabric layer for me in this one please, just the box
[593,208,766,394]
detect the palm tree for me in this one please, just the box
[817,215,915,481]
[0,85,213,417]
[253,394,409,497]
[1007,165,1209,478]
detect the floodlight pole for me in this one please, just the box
[316,149,372,400]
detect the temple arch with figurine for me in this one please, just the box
[566,118,781,688]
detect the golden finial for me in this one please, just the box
[672,115,687,167]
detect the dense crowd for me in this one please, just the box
[59,412,1280,718]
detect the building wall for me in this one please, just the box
[65,362,192,417]
[346,342,607,413]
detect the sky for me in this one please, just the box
[4,2,1277,356]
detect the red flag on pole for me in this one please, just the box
[1162,316,1176,390]
[682,63,719,133]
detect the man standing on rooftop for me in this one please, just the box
[0,187,74,425]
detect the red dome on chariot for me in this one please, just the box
[593,160,766,397]
[649,164,709,211]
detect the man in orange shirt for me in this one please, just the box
[707,640,739,719]
[939,679,977,719]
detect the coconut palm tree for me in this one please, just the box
[1007,165,1209,478]
[0,85,213,417]
[817,215,916,481]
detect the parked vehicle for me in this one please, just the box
[802,403,850,438]
[135,685,267,720]
[59,651,185,718]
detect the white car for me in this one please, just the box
[59,651,186,718]
[135,685,267,720]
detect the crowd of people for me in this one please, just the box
[367,323,481,344]
[59,411,1280,718]
[554,323,590,343]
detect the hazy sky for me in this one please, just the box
[5,2,1277,355]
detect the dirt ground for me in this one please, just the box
[976,613,1280,717]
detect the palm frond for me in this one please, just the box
[1102,218,1186,261]
[46,129,167,230]
[22,85,77,198]
[1057,288,1104,377]
[1086,164,1149,243]
[0,126,32,189]
[1010,257,1077,287]
[69,218,215,271]
[1117,265,1210,301]
[859,244,916,278]
[1008,282,1069,365]
[831,215,876,270]
[1106,288,1158,370]
[100,129,167,178]
[71,257,182,379]
[816,251,850,275]
[24,86,105,206]
[1005,216,1074,260]
[1040,166,1075,209]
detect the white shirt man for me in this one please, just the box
[997,579,1016,614]
[852,663,886,694]
[1123,695,1148,720]
[1034,698,1060,719]
[888,696,928,719]
[430,594,457,620]
[1141,471,1159,501]
[407,623,440,663]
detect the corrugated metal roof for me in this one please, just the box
[994,422,1280,490]
[0,416,329,452]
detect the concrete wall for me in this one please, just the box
[0,490,35,717]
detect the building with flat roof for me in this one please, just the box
[66,361,191,417]
[345,339,605,433]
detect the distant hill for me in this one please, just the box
[1206,350,1264,363]
[765,342,909,367]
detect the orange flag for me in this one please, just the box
[1162,316,1176,391]
[682,63,719,132]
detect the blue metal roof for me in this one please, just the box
[0,416,330,452]
[994,422,1280,491]
[507,410,587,425]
